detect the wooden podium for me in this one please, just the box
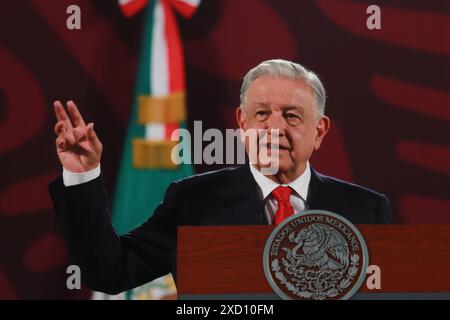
[177,225,450,299]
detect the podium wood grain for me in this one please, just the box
[177,225,450,295]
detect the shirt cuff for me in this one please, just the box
[62,164,101,187]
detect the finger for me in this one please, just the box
[56,136,66,150]
[72,126,87,143]
[54,101,74,130]
[67,100,86,127]
[63,128,76,145]
[54,121,66,136]
[86,123,102,151]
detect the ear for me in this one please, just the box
[236,106,247,130]
[314,115,330,151]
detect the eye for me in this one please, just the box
[255,110,270,120]
[285,112,300,119]
[284,111,303,125]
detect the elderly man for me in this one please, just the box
[49,59,391,294]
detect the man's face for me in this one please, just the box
[236,75,330,181]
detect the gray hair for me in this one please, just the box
[240,59,326,115]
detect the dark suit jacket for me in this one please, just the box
[48,164,391,294]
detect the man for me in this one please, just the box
[49,59,391,294]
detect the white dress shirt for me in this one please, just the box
[249,162,311,224]
[62,162,311,225]
[63,165,101,186]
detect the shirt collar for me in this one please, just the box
[249,162,311,201]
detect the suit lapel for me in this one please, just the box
[228,165,327,224]
[225,164,266,225]
[223,165,331,225]
[305,166,327,210]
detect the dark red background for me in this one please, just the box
[0,0,449,299]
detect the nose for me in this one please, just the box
[265,111,287,136]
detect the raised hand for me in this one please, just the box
[53,100,103,173]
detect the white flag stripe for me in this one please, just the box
[147,1,169,142]
[178,0,201,7]
[118,0,133,5]
[146,123,166,140]
[151,0,169,97]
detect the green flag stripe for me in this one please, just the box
[111,0,192,235]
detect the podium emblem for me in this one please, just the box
[263,210,368,300]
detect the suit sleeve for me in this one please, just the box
[48,174,181,295]
[376,194,392,224]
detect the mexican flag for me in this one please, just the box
[92,0,200,300]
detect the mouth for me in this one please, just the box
[265,143,291,151]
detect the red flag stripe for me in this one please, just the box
[120,0,148,17]
[165,123,180,140]
[169,0,199,18]
[163,0,185,93]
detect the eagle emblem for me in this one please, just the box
[263,210,368,300]
[285,223,349,271]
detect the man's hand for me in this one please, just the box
[53,100,103,173]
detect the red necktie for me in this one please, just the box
[272,186,294,225]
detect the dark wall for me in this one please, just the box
[0,0,448,299]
